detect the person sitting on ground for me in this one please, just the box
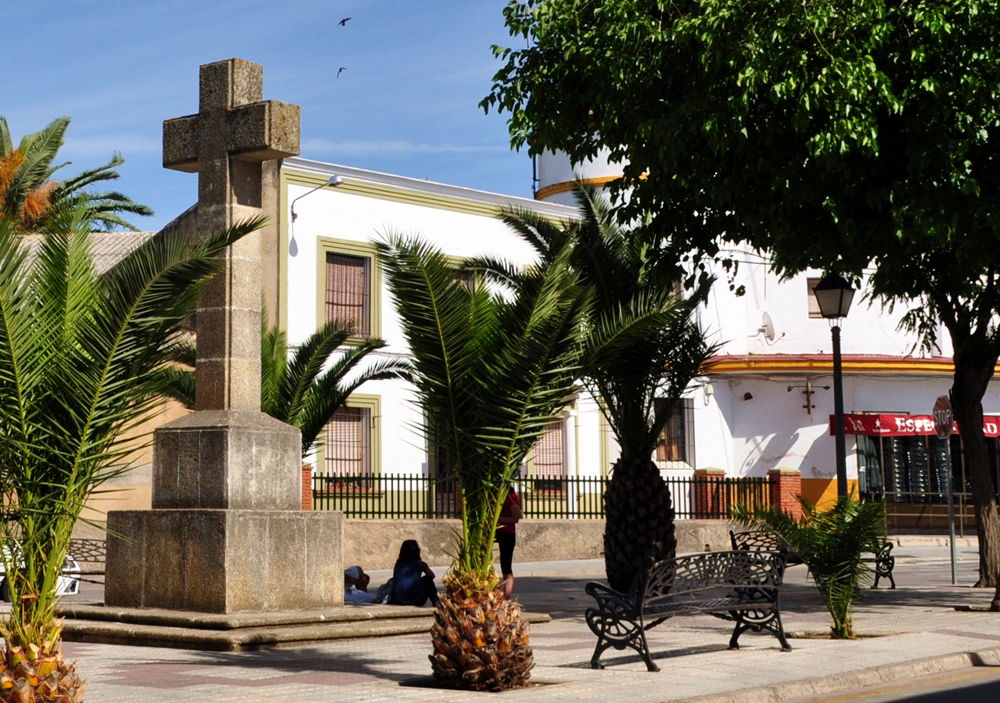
[388,539,439,606]
[344,565,376,604]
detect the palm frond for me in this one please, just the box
[0,205,262,651]
[381,233,586,577]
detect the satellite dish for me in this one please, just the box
[760,312,776,342]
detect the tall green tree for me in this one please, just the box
[379,234,589,691]
[162,321,408,457]
[0,205,260,702]
[0,116,151,232]
[486,1,1000,607]
[471,184,716,592]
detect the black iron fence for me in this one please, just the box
[312,473,773,520]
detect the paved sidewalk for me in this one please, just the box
[55,542,1000,701]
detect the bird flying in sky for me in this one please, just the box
[338,17,351,26]
[337,66,347,78]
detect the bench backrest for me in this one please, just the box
[730,530,785,552]
[642,550,786,607]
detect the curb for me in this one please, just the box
[673,646,1000,703]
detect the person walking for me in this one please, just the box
[496,486,522,598]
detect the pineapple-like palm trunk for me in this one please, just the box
[429,571,533,691]
[604,456,676,593]
[0,640,86,703]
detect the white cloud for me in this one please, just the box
[302,137,508,156]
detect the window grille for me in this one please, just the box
[324,406,371,476]
[326,252,370,335]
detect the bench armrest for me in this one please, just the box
[585,581,638,619]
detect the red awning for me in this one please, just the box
[830,413,1000,437]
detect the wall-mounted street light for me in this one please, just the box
[288,175,343,256]
[813,273,856,498]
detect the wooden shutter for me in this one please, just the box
[532,420,565,477]
[326,253,370,335]
[324,406,371,476]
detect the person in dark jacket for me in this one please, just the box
[496,487,522,598]
[389,539,439,606]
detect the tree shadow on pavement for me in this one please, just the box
[180,643,426,684]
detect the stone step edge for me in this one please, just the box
[60,610,551,652]
[57,603,437,630]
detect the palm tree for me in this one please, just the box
[162,321,408,457]
[472,184,718,593]
[736,497,887,639]
[0,204,261,702]
[0,116,152,232]
[379,234,589,692]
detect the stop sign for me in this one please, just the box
[933,395,954,439]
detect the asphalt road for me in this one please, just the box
[790,666,1000,702]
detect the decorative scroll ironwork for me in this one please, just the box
[869,540,896,589]
[585,550,791,672]
[733,530,895,589]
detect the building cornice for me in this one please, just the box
[704,354,963,376]
[284,157,579,221]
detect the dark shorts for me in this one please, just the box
[496,531,516,576]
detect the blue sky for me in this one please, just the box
[4,0,531,231]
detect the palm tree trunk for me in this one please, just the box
[603,456,676,592]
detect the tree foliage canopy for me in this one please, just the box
[486,1,1000,283]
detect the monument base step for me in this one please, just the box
[57,603,551,651]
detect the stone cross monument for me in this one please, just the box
[105,59,343,613]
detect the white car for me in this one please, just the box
[0,546,81,601]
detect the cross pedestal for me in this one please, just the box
[105,59,342,613]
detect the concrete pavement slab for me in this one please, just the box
[17,543,1000,701]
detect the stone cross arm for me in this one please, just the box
[163,100,300,172]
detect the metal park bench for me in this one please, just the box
[585,550,791,672]
[730,530,895,589]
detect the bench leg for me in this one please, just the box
[589,637,611,670]
[872,556,896,589]
[588,629,660,672]
[635,629,660,673]
[729,609,792,652]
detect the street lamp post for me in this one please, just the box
[813,273,856,498]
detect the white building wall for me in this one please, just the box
[534,149,994,501]
[282,158,609,479]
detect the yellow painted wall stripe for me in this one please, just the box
[705,357,964,376]
[534,176,622,201]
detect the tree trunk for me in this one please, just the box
[603,456,676,592]
[951,345,1000,609]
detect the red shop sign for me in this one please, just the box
[829,413,1000,437]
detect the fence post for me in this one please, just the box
[768,468,802,520]
[302,464,313,510]
[693,468,727,518]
